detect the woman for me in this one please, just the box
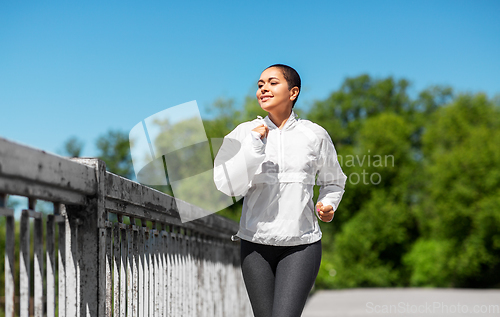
[214,64,347,317]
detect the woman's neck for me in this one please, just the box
[268,108,293,130]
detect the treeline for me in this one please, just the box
[306,75,500,288]
[10,74,498,290]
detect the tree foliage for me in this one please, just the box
[95,129,134,179]
[60,130,134,179]
[307,75,500,288]
[404,94,500,287]
[59,136,84,157]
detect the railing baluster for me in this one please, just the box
[169,228,175,316]
[132,218,139,317]
[208,236,213,317]
[166,227,172,317]
[162,225,168,317]
[119,218,127,317]
[194,233,200,317]
[198,235,204,317]
[1,194,15,317]
[47,212,56,317]
[211,239,216,317]
[127,224,133,316]
[149,224,156,317]
[20,209,30,317]
[152,228,157,317]
[220,241,224,317]
[228,243,235,315]
[181,228,187,316]
[217,241,223,317]
[137,221,145,317]
[190,233,198,316]
[57,206,66,317]
[104,224,113,317]
[173,227,180,316]
[190,232,196,316]
[210,238,216,317]
[113,223,120,317]
[33,209,44,317]
[142,225,149,317]
[155,227,163,317]
[186,231,190,316]
[64,206,79,317]
[181,230,187,316]
[208,238,213,317]
[202,236,208,316]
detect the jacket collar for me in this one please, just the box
[264,110,298,131]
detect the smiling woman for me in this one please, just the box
[257,64,301,108]
[214,64,347,317]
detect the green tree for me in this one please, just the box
[308,75,462,288]
[317,112,418,288]
[307,75,414,227]
[59,136,84,157]
[404,93,500,287]
[307,74,411,147]
[96,129,134,179]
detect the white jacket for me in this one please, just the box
[213,110,347,246]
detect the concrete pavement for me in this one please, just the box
[302,288,500,317]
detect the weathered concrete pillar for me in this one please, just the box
[67,158,109,317]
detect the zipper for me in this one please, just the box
[257,115,265,126]
[279,129,284,173]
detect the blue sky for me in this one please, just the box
[1,0,499,157]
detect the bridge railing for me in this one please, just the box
[0,137,251,317]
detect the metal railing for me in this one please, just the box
[0,137,251,317]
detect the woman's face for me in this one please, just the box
[256,67,294,113]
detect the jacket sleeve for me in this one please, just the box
[213,125,266,197]
[316,131,347,222]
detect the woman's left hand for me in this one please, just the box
[316,202,334,222]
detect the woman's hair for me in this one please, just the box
[266,64,301,107]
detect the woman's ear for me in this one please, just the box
[289,86,300,101]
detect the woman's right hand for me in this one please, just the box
[252,124,269,139]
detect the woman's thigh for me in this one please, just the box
[240,239,322,317]
[272,240,322,317]
[240,240,276,317]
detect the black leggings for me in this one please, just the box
[240,239,322,317]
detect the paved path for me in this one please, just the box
[302,288,500,317]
